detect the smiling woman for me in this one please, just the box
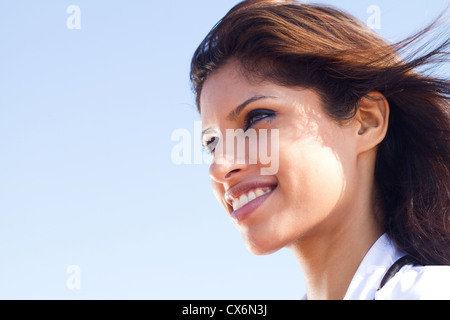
[190,0,450,300]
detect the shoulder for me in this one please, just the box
[375,265,450,300]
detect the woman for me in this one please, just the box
[190,0,450,299]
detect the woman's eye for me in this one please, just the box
[245,109,276,130]
[203,137,218,154]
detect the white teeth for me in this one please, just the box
[255,189,264,197]
[231,188,272,211]
[239,194,248,209]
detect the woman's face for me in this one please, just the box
[200,61,361,255]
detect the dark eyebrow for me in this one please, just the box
[226,95,275,121]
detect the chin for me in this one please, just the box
[242,232,285,256]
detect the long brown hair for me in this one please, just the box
[190,0,450,265]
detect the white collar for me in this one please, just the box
[343,233,405,300]
[301,233,404,300]
[302,233,450,299]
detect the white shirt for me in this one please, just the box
[344,234,450,300]
[302,234,450,300]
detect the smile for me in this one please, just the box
[231,188,273,211]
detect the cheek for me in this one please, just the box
[279,138,346,216]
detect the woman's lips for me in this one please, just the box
[224,181,277,223]
[230,188,275,223]
[225,181,277,206]
[230,187,273,211]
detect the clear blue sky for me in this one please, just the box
[0,0,448,299]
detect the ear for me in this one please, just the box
[353,92,390,153]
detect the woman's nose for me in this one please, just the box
[208,140,250,183]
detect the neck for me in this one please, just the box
[288,183,383,300]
